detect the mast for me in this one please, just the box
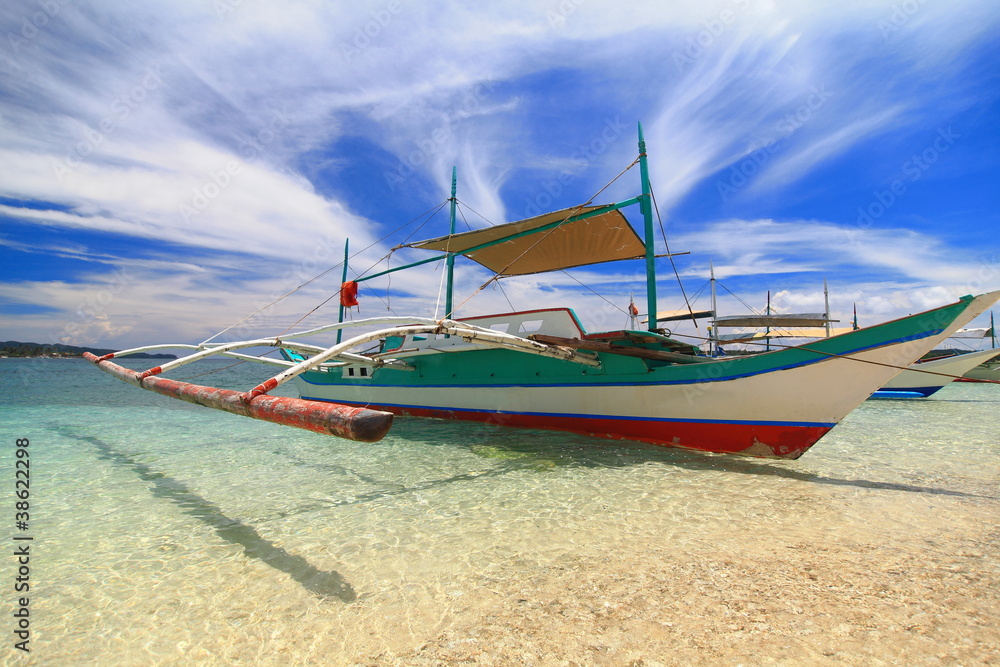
[337,239,349,344]
[637,123,658,332]
[823,279,831,337]
[709,262,717,356]
[765,290,771,352]
[445,166,457,319]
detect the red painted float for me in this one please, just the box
[83,352,393,442]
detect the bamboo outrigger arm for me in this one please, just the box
[83,317,602,442]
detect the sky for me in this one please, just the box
[1,0,999,351]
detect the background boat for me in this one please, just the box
[872,347,1000,397]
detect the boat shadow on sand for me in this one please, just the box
[55,418,991,604]
[385,419,996,501]
[59,429,358,603]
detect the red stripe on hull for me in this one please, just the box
[338,402,832,459]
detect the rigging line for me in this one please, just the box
[494,278,516,311]
[175,359,248,380]
[355,200,450,279]
[685,281,709,305]
[481,156,641,282]
[173,350,284,381]
[717,281,764,314]
[456,203,476,232]
[279,292,344,336]
[201,264,347,345]
[450,157,642,315]
[662,280,709,317]
[649,184,697,328]
[455,199,496,227]
[396,200,449,247]
[560,270,630,315]
[202,201,449,346]
[284,202,450,332]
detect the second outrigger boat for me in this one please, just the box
[86,125,1000,459]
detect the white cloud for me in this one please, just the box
[1,0,998,348]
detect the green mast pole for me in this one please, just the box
[445,166,457,319]
[637,123,658,332]
[337,238,349,344]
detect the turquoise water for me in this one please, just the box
[1,358,998,665]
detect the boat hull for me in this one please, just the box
[872,347,1000,397]
[293,292,999,458]
[957,360,1000,382]
[306,399,834,458]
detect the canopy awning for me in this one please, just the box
[716,327,853,343]
[652,309,716,323]
[951,327,991,339]
[408,205,646,276]
[713,313,838,328]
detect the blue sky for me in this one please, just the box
[1,0,998,350]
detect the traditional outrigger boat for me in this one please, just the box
[872,347,1000,397]
[86,126,1000,459]
[956,314,1000,383]
[693,282,1000,398]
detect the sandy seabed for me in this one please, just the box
[4,370,997,666]
[21,462,999,667]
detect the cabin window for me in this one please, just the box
[519,320,544,333]
[489,323,510,333]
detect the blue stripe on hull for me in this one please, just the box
[870,386,943,398]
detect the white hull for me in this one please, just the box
[877,348,1000,396]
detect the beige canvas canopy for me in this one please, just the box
[713,313,838,328]
[649,309,716,323]
[407,205,646,276]
[717,327,853,343]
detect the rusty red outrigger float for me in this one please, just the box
[83,352,393,442]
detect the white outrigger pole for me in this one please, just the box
[83,314,602,442]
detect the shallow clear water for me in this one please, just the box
[1,358,998,665]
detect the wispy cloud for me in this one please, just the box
[1,0,997,347]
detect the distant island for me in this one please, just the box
[0,341,176,359]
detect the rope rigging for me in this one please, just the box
[206,151,702,345]
[649,184,698,328]
[201,201,449,345]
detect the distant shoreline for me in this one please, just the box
[1,340,176,359]
[0,354,176,359]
